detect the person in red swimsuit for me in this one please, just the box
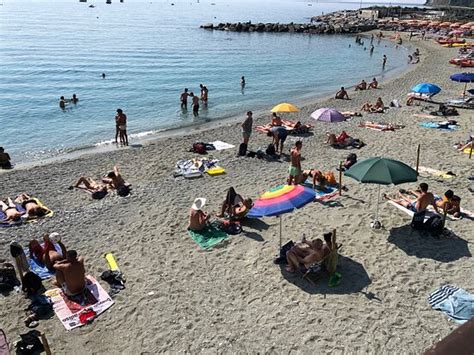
[28,234,67,271]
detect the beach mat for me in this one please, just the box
[419,122,458,130]
[188,223,228,249]
[417,166,456,180]
[209,140,235,151]
[45,275,113,331]
[24,242,63,280]
[302,181,339,201]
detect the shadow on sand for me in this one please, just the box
[280,254,371,295]
[387,225,471,262]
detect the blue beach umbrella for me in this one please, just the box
[450,72,474,96]
[411,83,442,96]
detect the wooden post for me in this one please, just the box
[338,162,343,196]
[41,332,52,355]
[416,144,420,175]
[469,144,472,160]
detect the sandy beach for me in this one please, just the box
[1,32,473,353]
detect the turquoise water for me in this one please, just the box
[0,0,410,162]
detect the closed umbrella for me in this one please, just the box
[311,108,345,122]
[450,72,474,97]
[271,103,300,113]
[248,184,315,248]
[345,157,418,228]
[411,83,442,96]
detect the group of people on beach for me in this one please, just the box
[0,193,50,224]
[180,84,209,116]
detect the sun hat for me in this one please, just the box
[191,198,206,211]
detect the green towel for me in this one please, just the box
[188,223,228,249]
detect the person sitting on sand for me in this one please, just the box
[368,78,378,89]
[335,87,349,100]
[188,198,210,231]
[285,236,325,273]
[326,131,351,147]
[436,190,461,218]
[70,176,108,199]
[216,187,253,219]
[29,233,67,271]
[361,102,373,112]
[102,166,130,196]
[53,249,86,297]
[384,183,439,214]
[267,126,288,155]
[0,147,12,169]
[14,193,49,218]
[355,80,367,91]
[0,197,24,223]
[271,112,282,127]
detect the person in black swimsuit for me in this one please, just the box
[14,193,49,218]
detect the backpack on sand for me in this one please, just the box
[424,215,444,236]
[265,144,276,156]
[238,143,247,156]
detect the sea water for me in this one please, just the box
[0,0,411,163]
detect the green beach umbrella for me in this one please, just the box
[345,157,418,228]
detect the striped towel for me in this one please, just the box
[428,284,460,308]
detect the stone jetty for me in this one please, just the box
[200,10,378,34]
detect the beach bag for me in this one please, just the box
[410,210,426,230]
[22,272,43,296]
[0,262,18,292]
[265,144,276,156]
[15,330,44,355]
[238,143,247,156]
[192,142,206,154]
[220,221,242,235]
[424,215,444,236]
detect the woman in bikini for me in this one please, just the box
[0,197,23,223]
[14,193,49,218]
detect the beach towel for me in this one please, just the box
[359,122,403,131]
[428,284,474,324]
[209,140,235,151]
[255,120,313,135]
[187,222,228,249]
[387,195,465,221]
[420,122,458,130]
[0,205,23,228]
[24,243,62,280]
[0,198,53,227]
[417,166,456,180]
[45,275,114,330]
[302,182,339,201]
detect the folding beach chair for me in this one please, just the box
[302,229,341,285]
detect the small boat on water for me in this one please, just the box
[79,0,87,2]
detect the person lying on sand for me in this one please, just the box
[0,197,24,223]
[383,183,439,213]
[436,190,461,218]
[455,138,473,152]
[355,80,367,91]
[216,187,253,219]
[102,166,130,196]
[271,112,282,127]
[297,169,328,190]
[53,249,86,297]
[285,236,326,273]
[368,78,378,89]
[335,87,349,100]
[29,233,67,271]
[188,198,210,231]
[14,193,49,218]
[70,177,108,199]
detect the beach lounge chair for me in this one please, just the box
[302,229,341,286]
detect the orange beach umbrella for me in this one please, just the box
[271,103,300,113]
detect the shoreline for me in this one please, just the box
[2,34,413,173]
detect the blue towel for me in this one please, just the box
[303,181,337,199]
[420,122,458,130]
[24,243,62,280]
[428,285,474,324]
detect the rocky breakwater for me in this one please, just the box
[200,10,378,34]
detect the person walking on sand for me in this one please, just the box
[241,111,253,145]
[180,88,189,109]
[288,141,303,185]
[115,108,128,146]
[190,92,199,116]
[382,54,387,69]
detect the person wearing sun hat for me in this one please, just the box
[187,198,210,231]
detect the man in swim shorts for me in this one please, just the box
[288,141,303,185]
[53,249,86,297]
[335,87,349,100]
[180,88,189,109]
[384,183,439,214]
[190,92,199,117]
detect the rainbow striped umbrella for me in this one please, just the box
[248,184,316,248]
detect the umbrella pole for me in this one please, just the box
[375,184,381,223]
[279,215,282,250]
[463,82,467,98]
[416,144,421,175]
[339,161,343,196]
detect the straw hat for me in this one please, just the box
[191,198,206,211]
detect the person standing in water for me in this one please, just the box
[241,76,246,88]
[70,94,78,104]
[59,96,67,110]
[200,84,208,105]
[382,54,387,69]
[190,92,199,116]
[115,109,128,146]
[180,88,189,109]
[102,73,106,79]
